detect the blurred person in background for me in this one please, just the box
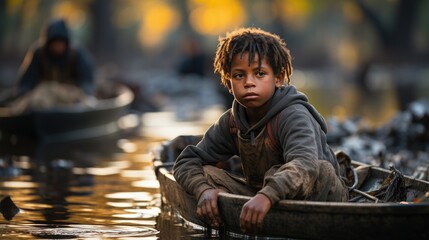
[177,35,208,78]
[177,34,234,110]
[13,18,95,113]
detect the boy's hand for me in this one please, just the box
[240,193,271,234]
[197,189,225,228]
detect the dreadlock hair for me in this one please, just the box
[213,27,293,90]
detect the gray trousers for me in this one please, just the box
[203,160,349,202]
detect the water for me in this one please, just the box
[0,110,227,239]
[0,132,176,239]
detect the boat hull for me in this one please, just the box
[218,193,429,239]
[0,84,134,142]
[153,142,429,239]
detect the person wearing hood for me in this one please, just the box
[173,27,348,234]
[14,18,94,111]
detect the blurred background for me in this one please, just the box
[1,0,429,126]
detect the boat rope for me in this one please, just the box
[347,167,359,191]
[351,189,381,203]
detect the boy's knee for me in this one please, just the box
[317,160,349,202]
[202,165,231,190]
[318,160,336,176]
[202,165,254,195]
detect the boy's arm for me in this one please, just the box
[258,106,325,204]
[173,110,236,199]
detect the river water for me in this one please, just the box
[0,110,235,239]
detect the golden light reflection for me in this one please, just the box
[75,160,132,176]
[19,156,31,162]
[188,0,246,35]
[121,169,157,179]
[13,158,32,169]
[109,160,132,169]
[134,201,152,208]
[86,167,121,176]
[1,181,38,188]
[112,213,154,219]
[125,207,161,215]
[118,114,141,130]
[10,195,38,202]
[137,0,181,48]
[133,153,156,163]
[72,167,87,175]
[117,139,138,153]
[107,202,134,208]
[132,180,160,190]
[20,202,52,210]
[74,208,94,213]
[69,186,93,192]
[105,192,152,201]
[112,219,157,226]
[91,218,106,223]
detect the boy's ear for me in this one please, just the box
[226,80,232,92]
[224,75,233,92]
[275,70,285,87]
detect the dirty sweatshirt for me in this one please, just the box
[173,85,340,204]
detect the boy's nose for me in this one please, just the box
[244,76,256,87]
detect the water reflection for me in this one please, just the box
[3,224,158,239]
[0,133,166,238]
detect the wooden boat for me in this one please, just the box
[0,84,134,143]
[153,135,429,239]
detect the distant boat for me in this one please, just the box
[0,84,134,143]
[153,135,429,239]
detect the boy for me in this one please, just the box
[173,27,348,234]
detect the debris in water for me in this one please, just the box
[328,98,429,179]
[0,195,20,220]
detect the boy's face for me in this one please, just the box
[228,52,283,111]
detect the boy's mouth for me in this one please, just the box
[243,92,258,99]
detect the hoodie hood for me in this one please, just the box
[232,85,327,137]
[42,19,70,47]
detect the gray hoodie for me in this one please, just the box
[173,85,340,204]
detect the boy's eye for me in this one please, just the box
[256,71,266,77]
[233,73,244,79]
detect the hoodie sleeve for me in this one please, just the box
[173,110,237,199]
[258,104,327,204]
[18,47,43,94]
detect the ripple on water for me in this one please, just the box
[2,224,159,238]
